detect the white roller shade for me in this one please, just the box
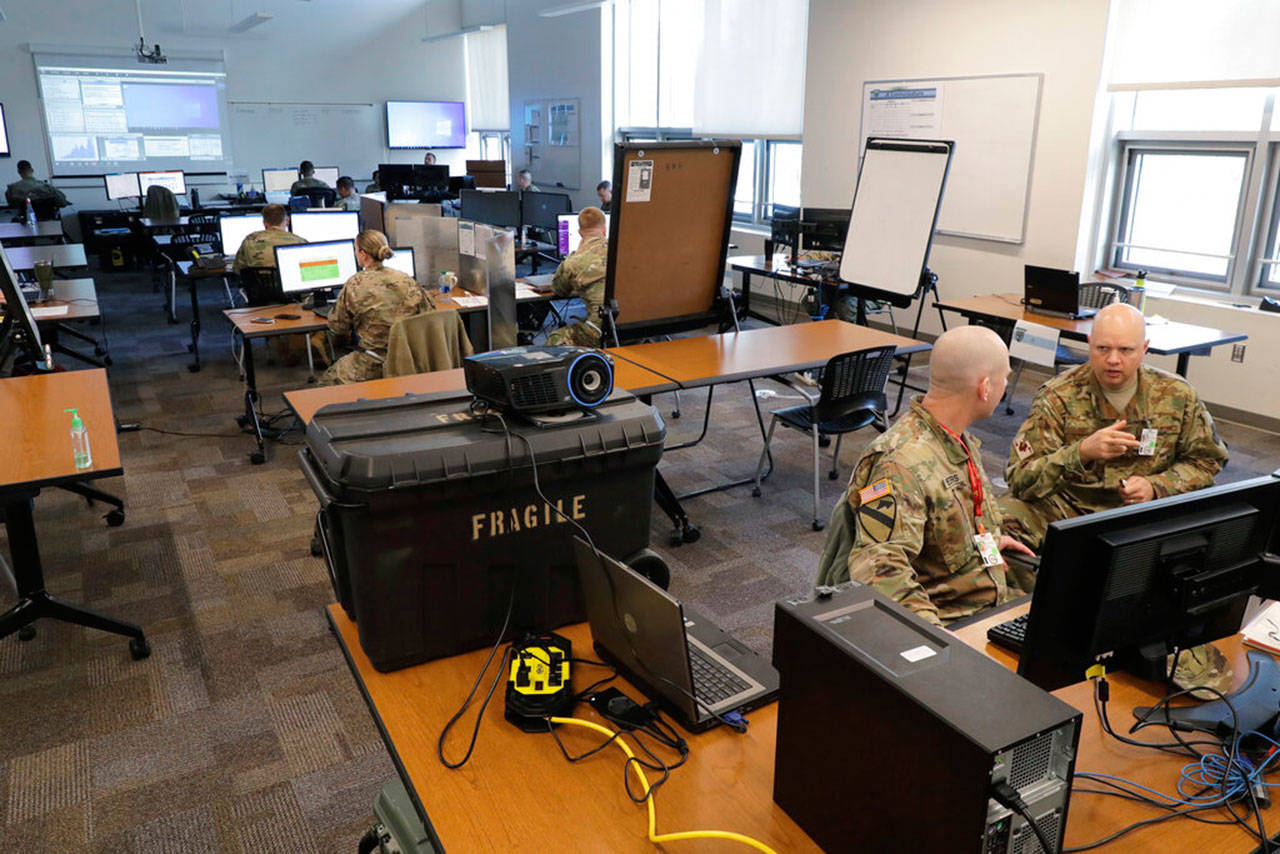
[466,24,510,131]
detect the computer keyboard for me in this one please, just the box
[689,645,750,705]
[986,613,1030,653]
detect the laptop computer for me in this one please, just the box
[572,536,779,733]
[1023,264,1095,319]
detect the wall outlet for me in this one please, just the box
[1231,344,1246,363]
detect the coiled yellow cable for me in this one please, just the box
[549,716,779,854]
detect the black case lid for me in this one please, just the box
[305,389,666,492]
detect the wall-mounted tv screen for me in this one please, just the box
[386,100,466,149]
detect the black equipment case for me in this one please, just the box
[299,388,666,672]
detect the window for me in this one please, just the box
[1111,148,1249,282]
[734,140,757,218]
[768,141,802,214]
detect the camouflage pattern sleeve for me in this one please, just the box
[1145,391,1227,498]
[326,284,355,340]
[1005,394,1089,502]
[845,456,942,626]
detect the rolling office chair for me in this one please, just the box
[292,187,337,208]
[27,197,62,222]
[142,185,180,220]
[238,266,280,307]
[752,345,897,530]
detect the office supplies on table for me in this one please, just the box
[573,537,778,733]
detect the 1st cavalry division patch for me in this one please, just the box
[858,493,897,543]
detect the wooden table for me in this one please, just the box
[936,292,1248,377]
[0,370,149,657]
[0,220,65,245]
[331,593,1280,854]
[3,242,88,273]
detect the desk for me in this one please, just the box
[936,293,1248,377]
[729,253,841,325]
[0,370,149,657]
[331,593,1280,854]
[24,278,110,368]
[0,220,65,245]
[4,242,88,273]
[175,259,234,371]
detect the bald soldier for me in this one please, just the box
[816,326,1035,625]
[1000,302,1228,550]
[545,206,607,348]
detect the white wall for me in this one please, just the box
[800,0,1110,338]
[504,0,607,209]
[0,0,467,209]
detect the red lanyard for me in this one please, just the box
[939,424,985,533]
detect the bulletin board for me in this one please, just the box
[606,140,741,337]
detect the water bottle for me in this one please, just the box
[64,407,92,470]
[1132,269,1147,314]
[25,197,37,228]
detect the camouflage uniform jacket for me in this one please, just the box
[322,266,435,384]
[547,234,607,347]
[290,175,330,195]
[6,177,69,208]
[1005,363,1227,511]
[334,193,361,212]
[842,397,1017,625]
[232,228,307,274]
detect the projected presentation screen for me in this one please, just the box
[262,168,296,193]
[219,214,261,257]
[386,101,466,149]
[312,167,339,187]
[105,172,141,200]
[34,53,230,176]
[139,170,186,196]
[291,211,358,243]
[276,240,358,294]
[385,248,415,279]
[557,213,609,256]
[0,103,10,157]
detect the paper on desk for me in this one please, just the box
[451,296,488,308]
[31,304,70,317]
[515,284,543,300]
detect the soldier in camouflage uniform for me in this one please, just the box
[818,326,1035,625]
[1000,303,1227,550]
[545,206,607,348]
[290,160,330,196]
[320,230,435,385]
[6,160,69,209]
[232,204,307,274]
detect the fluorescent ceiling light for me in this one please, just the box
[538,1,609,17]
[229,11,273,32]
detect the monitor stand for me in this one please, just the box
[303,288,332,310]
[1132,649,1280,738]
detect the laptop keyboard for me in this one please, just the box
[689,645,751,706]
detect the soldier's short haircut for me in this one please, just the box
[578,206,606,232]
[299,160,314,176]
[596,180,611,192]
[336,176,354,191]
[262,204,287,227]
[16,160,33,173]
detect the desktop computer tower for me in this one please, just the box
[772,583,1081,853]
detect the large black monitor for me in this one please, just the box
[770,204,801,248]
[0,244,46,372]
[380,164,449,202]
[1017,475,1280,693]
[460,189,520,229]
[520,191,573,231]
[801,207,850,252]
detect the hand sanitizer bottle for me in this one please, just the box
[64,408,92,469]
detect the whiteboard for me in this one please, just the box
[839,140,952,306]
[861,73,1042,243]
[228,102,386,188]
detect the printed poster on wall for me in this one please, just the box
[626,160,653,203]
[863,84,943,150]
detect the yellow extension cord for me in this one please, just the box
[548,716,779,854]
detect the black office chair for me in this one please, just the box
[239,266,280,306]
[752,345,897,530]
[142,185,180,220]
[294,187,337,208]
[27,197,62,222]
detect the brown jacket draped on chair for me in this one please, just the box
[383,311,475,377]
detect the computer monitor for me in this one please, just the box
[771,204,801,248]
[139,170,186,196]
[275,240,359,296]
[262,168,297,193]
[104,172,141,201]
[290,211,359,243]
[1016,474,1280,693]
[557,212,610,256]
[384,247,415,279]
[312,166,340,187]
[379,163,450,201]
[520,191,573,231]
[218,214,262,257]
[801,207,850,252]
[460,189,520,229]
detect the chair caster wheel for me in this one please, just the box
[682,524,701,544]
[249,451,266,465]
[18,625,36,641]
[102,356,114,366]
[818,434,831,448]
[671,409,681,419]
[828,471,839,480]
[129,636,151,660]
[812,520,826,532]
[310,536,323,557]
[668,531,684,547]
[751,486,762,497]
[105,508,125,527]
[188,364,200,373]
